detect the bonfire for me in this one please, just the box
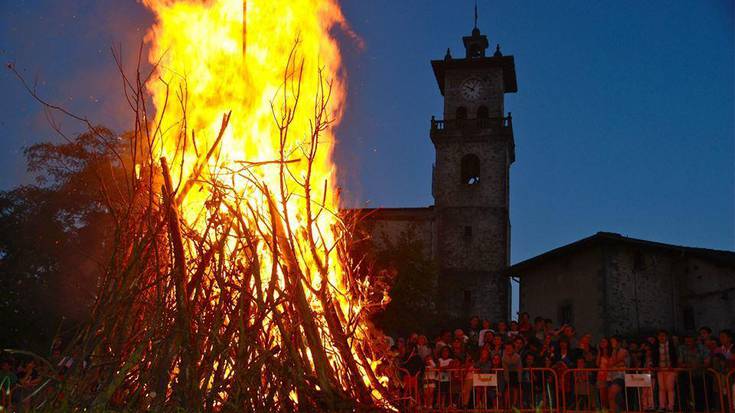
[8,0,397,411]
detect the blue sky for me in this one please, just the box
[1,0,733,265]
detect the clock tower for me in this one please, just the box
[429,23,517,321]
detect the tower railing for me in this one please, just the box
[430,114,513,132]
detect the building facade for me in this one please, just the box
[359,24,517,322]
[514,232,735,338]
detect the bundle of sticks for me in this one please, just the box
[23,43,396,412]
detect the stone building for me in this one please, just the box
[357,23,517,322]
[513,232,735,338]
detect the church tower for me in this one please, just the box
[429,20,517,322]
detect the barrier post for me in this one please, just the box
[726,369,735,413]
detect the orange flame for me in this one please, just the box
[140,0,389,407]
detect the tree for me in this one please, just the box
[0,129,120,353]
[370,228,440,337]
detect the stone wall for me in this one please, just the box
[517,235,735,339]
[602,244,681,336]
[362,208,436,258]
[519,246,606,339]
[432,141,509,209]
[680,256,735,333]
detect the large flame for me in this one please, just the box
[140,0,389,407]
[142,0,345,222]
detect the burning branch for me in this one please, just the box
[11,34,397,413]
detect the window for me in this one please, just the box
[464,225,473,240]
[456,106,467,120]
[460,154,481,185]
[477,105,489,119]
[558,301,574,325]
[469,45,483,58]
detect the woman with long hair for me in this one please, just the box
[596,337,612,410]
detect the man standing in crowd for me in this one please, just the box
[653,329,678,412]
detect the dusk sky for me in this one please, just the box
[1,0,733,265]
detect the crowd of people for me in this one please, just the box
[2,315,734,412]
[386,314,735,412]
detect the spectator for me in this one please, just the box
[521,352,542,408]
[556,339,573,367]
[715,329,734,368]
[477,319,494,347]
[489,335,504,359]
[652,329,678,412]
[400,343,424,406]
[435,330,452,356]
[678,335,707,411]
[539,334,555,361]
[467,316,481,347]
[490,353,504,408]
[533,316,546,341]
[574,357,591,410]
[382,314,734,412]
[596,337,611,410]
[502,342,522,408]
[480,330,494,351]
[608,336,630,413]
[518,312,532,333]
[474,348,493,373]
[437,346,453,408]
[697,326,713,351]
[472,348,493,409]
[416,335,432,360]
[512,337,526,359]
[451,339,466,363]
[423,355,436,408]
[640,342,655,411]
[496,321,508,337]
[560,325,579,349]
[508,321,521,338]
[454,329,469,345]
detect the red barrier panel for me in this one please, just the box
[726,369,735,413]
[414,367,559,412]
[560,367,728,413]
[408,367,733,413]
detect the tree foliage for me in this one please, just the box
[0,129,120,352]
[370,228,440,337]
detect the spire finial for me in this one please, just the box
[474,0,478,29]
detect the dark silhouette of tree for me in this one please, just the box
[370,228,440,337]
[0,128,121,353]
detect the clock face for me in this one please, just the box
[460,78,483,101]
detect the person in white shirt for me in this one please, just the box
[478,319,495,347]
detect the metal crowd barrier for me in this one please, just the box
[559,367,730,413]
[401,367,735,413]
[726,369,735,413]
[404,367,559,413]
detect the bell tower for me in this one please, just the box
[429,20,517,322]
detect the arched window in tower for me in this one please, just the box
[456,106,467,120]
[460,154,481,185]
[477,105,489,119]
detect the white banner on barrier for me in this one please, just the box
[624,373,652,387]
[473,373,498,387]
